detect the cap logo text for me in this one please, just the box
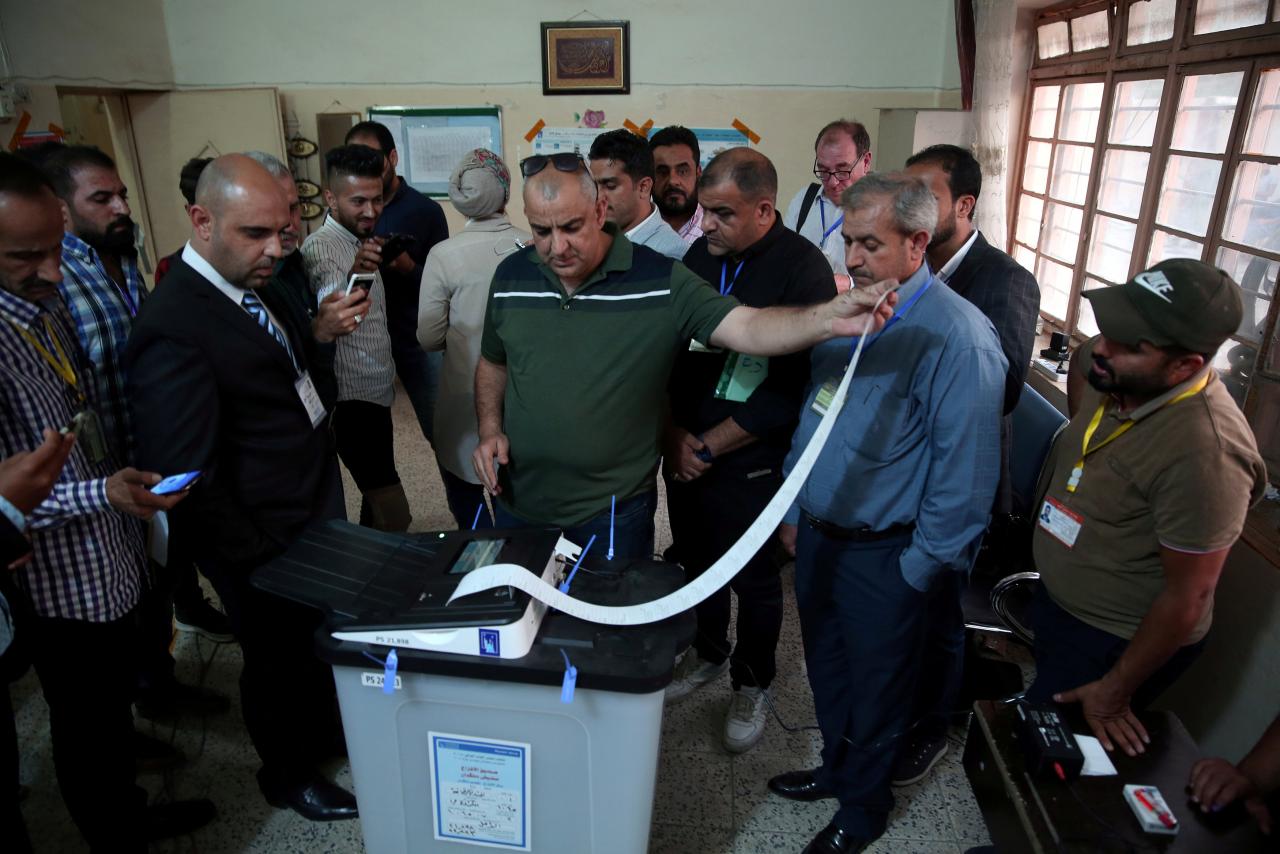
[1134,271,1174,304]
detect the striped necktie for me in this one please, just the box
[240,291,297,369]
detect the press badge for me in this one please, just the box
[811,379,840,416]
[1038,497,1082,548]
[714,353,768,402]
[66,409,108,465]
[295,372,327,428]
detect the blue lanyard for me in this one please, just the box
[818,198,844,244]
[845,273,934,363]
[720,260,745,296]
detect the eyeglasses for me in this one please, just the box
[519,152,588,178]
[813,164,856,183]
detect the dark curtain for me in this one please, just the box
[956,0,976,110]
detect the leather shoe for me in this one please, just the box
[258,767,358,822]
[145,798,216,840]
[767,768,835,802]
[802,822,870,853]
[136,680,231,720]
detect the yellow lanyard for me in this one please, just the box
[7,315,82,401]
[1065,372,1210,493]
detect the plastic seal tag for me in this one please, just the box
[607,495,616,561]
[383,648,398,695]
[558,533,597,593]
[559,649,577,704]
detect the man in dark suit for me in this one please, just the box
[124,154,358,821]
[895,145,1041,786]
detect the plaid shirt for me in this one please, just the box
[58,233,147,463]
[0,287,145,622]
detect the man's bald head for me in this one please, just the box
[699,147,777,204]
[188,153,289,289]
[523,163,597,206]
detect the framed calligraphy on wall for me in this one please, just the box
[540,21,630,95]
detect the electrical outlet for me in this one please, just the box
[0,86,15,121]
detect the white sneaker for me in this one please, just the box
[664,651,729,702]
[723,686,768,753]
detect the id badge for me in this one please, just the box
[714,353,768,402]
[295,372,327,428]
[810,379,839,416]
[72,409,108,465]
[688,338,723,353]
[1038,497,1082,549]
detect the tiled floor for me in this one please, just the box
[11,390,992,853]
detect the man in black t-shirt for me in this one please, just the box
[663,148,836,753]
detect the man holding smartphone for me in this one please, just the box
[301,144,409,532]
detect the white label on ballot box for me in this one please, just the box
[360,671,402,691]
[430,732,531,851]
[446,284,899,626]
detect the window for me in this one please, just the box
[1013,0,1280,481]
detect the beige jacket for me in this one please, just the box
[417,215,531,481]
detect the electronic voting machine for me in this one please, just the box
[253,520,577,659]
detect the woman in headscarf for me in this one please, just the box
[417,149,530,528]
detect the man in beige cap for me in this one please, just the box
[418,149,529,527]
[1028,258,1266,758]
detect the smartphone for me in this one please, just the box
[151,471,202,495]
[379,233,418,264]
[345,272,376,297]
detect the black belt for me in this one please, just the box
[802,511,915,542]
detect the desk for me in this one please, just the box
[963,700,1263,852]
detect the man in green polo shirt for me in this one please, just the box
[1029,258,1266,757]
[472,152,896,558]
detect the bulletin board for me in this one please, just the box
[368,106,503,199]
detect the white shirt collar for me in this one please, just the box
[182,242,246,307]
[937,229,980,283]
[625,204,660,239]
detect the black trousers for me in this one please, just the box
[198,555,339,781]
[332,400,400,492]
[666,469,783,689]
[26,607,146,852]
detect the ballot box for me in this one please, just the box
[256,521,694,854]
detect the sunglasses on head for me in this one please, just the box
[519,152,587,178]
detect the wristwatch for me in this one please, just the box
[694,436,715,465]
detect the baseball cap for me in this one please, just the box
[1082,258,1243,354]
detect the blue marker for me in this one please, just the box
[558,533,597,593]
[607,494,616,561]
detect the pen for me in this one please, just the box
[1134,788,1176,829]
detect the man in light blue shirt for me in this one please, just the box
[768,173,1006,853]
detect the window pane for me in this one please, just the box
[1076,278,1108,338]
[1127,0,1176,44]
[1030,86,1061,138]
[1216,246,1278,342]
[1088,215,1136,282]
[1016,195,1045,248]
[1036,256,1074,319]
[1072,10,1110,51]
[1244,68,1280,156]
[1243,379,1280,477]
[1038,21,1070,58]
[1044,202,1084,265]
[1024,140,1053,193]
[1097,149,1150,218]
[1223,161,1280,253]
[1148,228,1203,265]
[1061,82,1106,142]
[1194,0,1269,34]
[1171,72,1244,153]
[1050,144,1095,203]
[1014,244,1037,273]
[1156,155,1223,236]
[1109,78,1164,146]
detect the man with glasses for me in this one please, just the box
[472,152,897,562]
[783,120,873,282]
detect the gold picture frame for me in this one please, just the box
[541,21,630,96]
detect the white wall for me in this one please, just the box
[0,0,173,86]
[161,0,961,92]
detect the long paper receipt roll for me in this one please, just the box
[449,296,885,626]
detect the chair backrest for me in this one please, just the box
[1009,384,1069,517]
